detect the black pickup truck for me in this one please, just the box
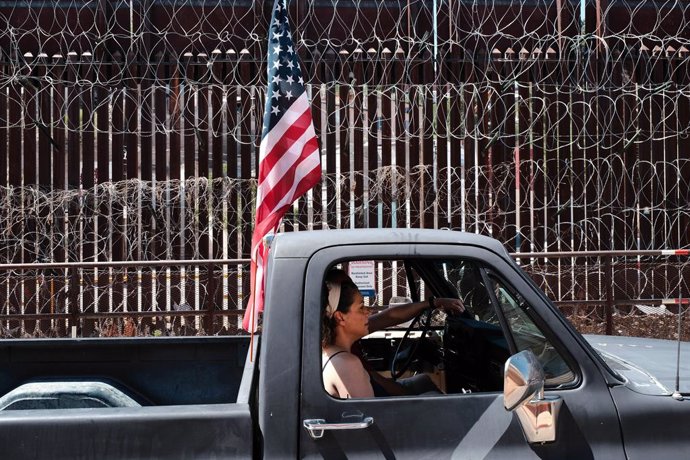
[0,229,688,459]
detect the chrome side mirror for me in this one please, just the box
[504,350,544,411]
[503,350,563,444]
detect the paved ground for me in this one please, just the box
[585,334,690,394]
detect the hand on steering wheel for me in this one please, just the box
[432,297,466,316]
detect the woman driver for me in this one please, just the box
[321,269,464,399]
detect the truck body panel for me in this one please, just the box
[609,385,690,459]
[295,237,626,459]
[0,403,253,459]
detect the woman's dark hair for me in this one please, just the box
[321,268,360,347]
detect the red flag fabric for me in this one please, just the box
[243,0,321,332]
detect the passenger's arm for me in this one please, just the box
[368,297,464,332]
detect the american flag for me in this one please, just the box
[243,0,321,332]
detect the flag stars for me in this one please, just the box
[265,6,307,115]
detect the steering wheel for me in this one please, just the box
[389,297,474,380]
[390,308,434,380]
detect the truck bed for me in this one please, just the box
[0,336,250,405]
[0,336,257,459]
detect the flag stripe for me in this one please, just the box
[243,243,267,331]
[258,107,314,185]
[252,144,320,249]
[259,92,311,160]
[257,121,316,203]
[258,138,319,218]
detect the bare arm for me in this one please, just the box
[368,297,464,333]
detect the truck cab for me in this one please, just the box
[261,229,688,459]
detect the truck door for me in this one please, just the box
[298,244,626,459]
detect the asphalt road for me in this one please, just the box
[585,334,690,394]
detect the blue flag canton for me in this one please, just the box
[263,0,306,136]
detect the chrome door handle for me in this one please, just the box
[303,417,374,439]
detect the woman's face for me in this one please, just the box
[340,291,369,338]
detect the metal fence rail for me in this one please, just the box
[0,258,250,337]
[513,249,690,336]
[0,249,687,338]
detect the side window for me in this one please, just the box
[319,257,574,400]
[486,273,576,387]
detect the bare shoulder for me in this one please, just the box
[328,351,362,368]
[324,351,374,398]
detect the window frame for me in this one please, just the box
[309,247,581,402]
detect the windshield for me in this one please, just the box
[434,259,575,387]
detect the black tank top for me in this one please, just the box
[322,350,390,396]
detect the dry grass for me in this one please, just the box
[565,312,690,341]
